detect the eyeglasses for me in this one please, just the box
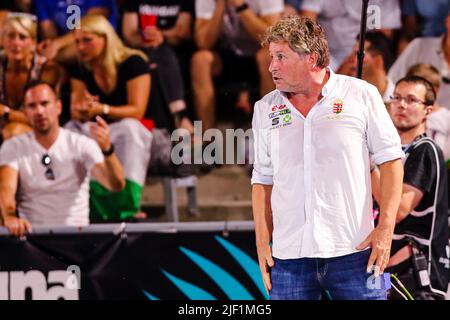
[389,95,426,106]
[41,154,55,180]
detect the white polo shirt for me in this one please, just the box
[251,69,404,259]
[0,128,104,226]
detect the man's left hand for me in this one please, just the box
[356,224,394,277]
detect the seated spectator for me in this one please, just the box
[0,80,125,236]
[122,0,194,134]
[0,13,61,141]
[406,63,450,162]
[192,0,283,131]
[0,0,34,40]
[372,76,449,300]
[388,12,450,110]
[35,0,118,64]
[337,31,395,103]
[398,0,450,54]
[299,0,401,69]
[68,14,153,222]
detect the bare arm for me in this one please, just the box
[71,74,151,121]
[162,12,192,45]
[357,159,403,276]
[86,6,111,18]
[90,117,125,192]
[252,183,274,294]
[231,0,281,42]
[0,166,32,236]
[195,0,226,50]
[371,165,422,223]
[122,12,145,48]
[299,9,318,20]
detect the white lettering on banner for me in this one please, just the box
[139,5,180,17]
[66,5,81,30]
[0,270,79,300]
[367,5,381,30]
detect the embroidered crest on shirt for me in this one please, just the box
[326,99,345,120]
[332,99,343,114]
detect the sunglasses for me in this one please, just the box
[41,154,55,180]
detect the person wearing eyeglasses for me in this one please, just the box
[0,80,125,236]
[371,76,449,299]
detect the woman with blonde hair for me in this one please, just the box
[0,12,60,141]
[69,14,153,222]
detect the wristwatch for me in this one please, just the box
[3,106,10,122]
[102,104,110,116]
[102,144,115,157]
[235,2,249,13]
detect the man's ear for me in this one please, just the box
[374,54,385,70]
[57,100,62,116]
[308,53,319,69]
[425,105,433,116]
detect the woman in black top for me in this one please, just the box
[69,14,153,222]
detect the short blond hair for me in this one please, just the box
[3,12,37,41]
[262,16,330,68]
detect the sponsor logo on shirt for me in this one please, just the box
[283,114,292,124]
[271,104,286,112]
[272,117,279,126]
[269,109,291,119]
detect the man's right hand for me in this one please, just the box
[257,243,274,295]
[2,216,32,237]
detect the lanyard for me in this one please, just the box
[402,133,427,158]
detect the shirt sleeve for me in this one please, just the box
[121,55,151,81]
[365,83,405,165]
[123,0,138,12]
[196,0,215,19]
[0,138,19,170]
[258,0,284,16]
[181,0,194,14]
[251,101,274,185]
[300,0,325,13]
[403,142,437,194]
[79,135,104,172]
[379,0,402,29]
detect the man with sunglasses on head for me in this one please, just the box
[0,80,125,236]
[372,76,449,299]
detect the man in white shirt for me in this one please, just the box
[0,80,125,236]
[388,12,450,110]
[252,16,404,300]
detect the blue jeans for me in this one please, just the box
[270,250,387,300]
